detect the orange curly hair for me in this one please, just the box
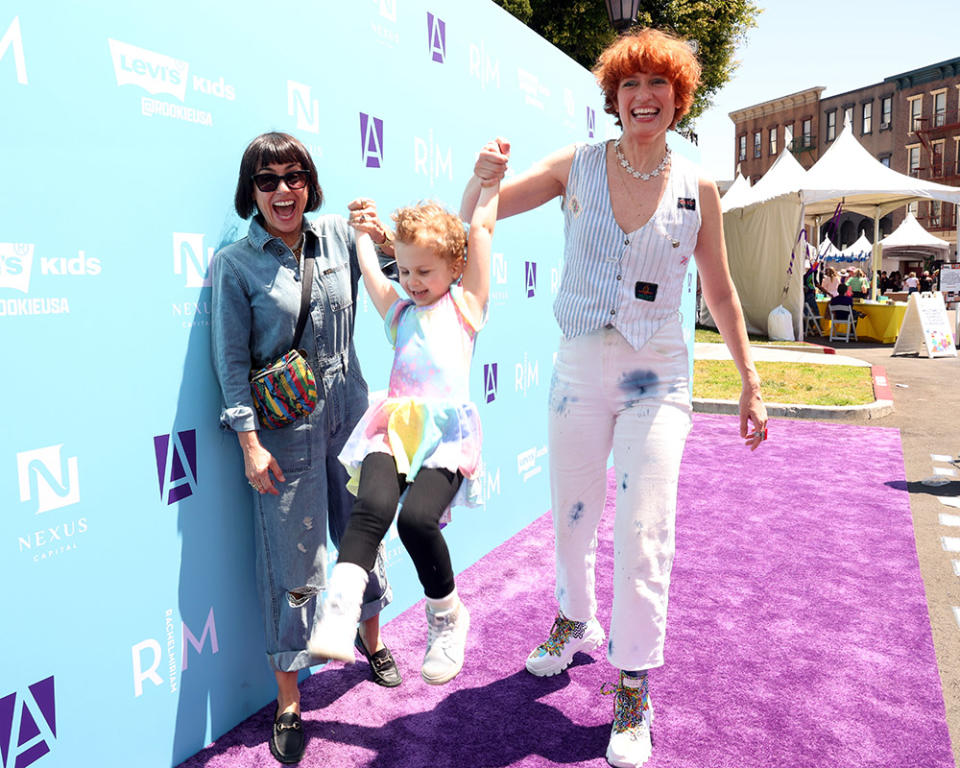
[392,202,468,276]
[592,28,701,130]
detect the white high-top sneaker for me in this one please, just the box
[525,612,605,676]
[307,562,368,662]
[421,593,470,685]
[605,671,654,768]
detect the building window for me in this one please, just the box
[802,118,812,147]
[933,90,946,128]
[907,145,920,176]
[738,134,746,161]
[932,140,944,176]
[754,131,761,158]
[784,123,794,150]
[826,110,836,142]
[769,127,777,156]
[879,154,891,167]
[862,102,873,134]
[907,200,919,216]
[880,96,892,129]
[930,200,942,228]
[909,96,923,132]
[843,106,853,130]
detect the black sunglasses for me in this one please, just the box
[251,170,311,192]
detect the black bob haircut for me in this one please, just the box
[234,132,323,220]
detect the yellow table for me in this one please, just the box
[816,300,908,343]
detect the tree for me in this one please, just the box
[491,0,760,128]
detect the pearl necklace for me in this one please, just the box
[615,139,671,181]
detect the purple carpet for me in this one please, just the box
[178,413,952,768]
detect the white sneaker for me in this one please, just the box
[307,562,367,662]
[605,672,654,768]
[525,613,605,676]
[421,601,470,685]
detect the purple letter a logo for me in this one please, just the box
[0,676,56,768]
[359,112,385,168]
[154,429,198,505]
[427,12,446,63]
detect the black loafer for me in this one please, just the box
[355,630,402,688]
[269,704,305,764]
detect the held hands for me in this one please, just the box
[243,440,285,495]
[739,382,768,452]
[347,197,391,245]
[474,138,510,187]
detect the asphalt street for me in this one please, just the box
[794,338,960,767]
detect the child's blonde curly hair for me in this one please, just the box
[392,202,468,277]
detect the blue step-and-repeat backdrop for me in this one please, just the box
[0,2,699,766]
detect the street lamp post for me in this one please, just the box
[604,0,641,33]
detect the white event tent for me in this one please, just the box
[713,122,960,338]
[720,172,752,210]
[880,212,951,272]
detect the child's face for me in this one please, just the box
[395,241,459,306]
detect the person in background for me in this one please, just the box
[820,265,840,297]
[461,28,767,768]
[905,271,919,293]
[211,132,401,765]
[847,268,868,299]
[919,270,933,292]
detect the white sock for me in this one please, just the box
[425,588,459,614]
[328,561,368,598]
[621,671,646,689]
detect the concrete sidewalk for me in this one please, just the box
[693,341,892,420]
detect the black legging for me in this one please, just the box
[337,452,461,599]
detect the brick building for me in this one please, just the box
[729,57,960,259]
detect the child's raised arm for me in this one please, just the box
[354,230,399,319]
[460,139,509,321]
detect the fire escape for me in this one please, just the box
[914,113,960,232]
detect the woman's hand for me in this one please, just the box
[347,197,391,246]
[739,381,768,451]
[474,138,509,186]
[238,431,285,495]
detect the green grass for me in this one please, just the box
[693,360,875,406]
[694,326,809,346]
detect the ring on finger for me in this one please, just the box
[359,214,366,223]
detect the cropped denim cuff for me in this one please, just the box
[219,405,258,433]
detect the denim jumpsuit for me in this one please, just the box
[212,215,391,672]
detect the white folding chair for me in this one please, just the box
[803,303,822,337]
[829,304,858,342]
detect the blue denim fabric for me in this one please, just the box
[212,215,391,672]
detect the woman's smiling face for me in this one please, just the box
[253,161,309,244]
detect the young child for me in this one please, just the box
[308,140,507,685]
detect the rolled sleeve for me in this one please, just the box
[211,250,258,432]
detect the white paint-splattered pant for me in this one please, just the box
[547,322,692,671]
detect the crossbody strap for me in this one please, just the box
[292,236,318,350]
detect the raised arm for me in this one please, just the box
[694,178,768,451]
[460,141,507,320]
[460,141,575,221]
[354,230,399,319]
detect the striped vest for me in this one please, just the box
[554,141,702,350]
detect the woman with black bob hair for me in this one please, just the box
[212,131,400,764]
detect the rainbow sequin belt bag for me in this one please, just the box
[249,250,319,429]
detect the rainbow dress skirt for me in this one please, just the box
[339,285,485,511]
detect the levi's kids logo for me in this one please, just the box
[677,197,696,210]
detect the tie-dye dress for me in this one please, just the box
[339,285,484,512]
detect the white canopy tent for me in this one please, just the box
[880,212,951,272]
[838,233,873,263]
[713,122,960,338]
[818,237,842,261]
[720,172,752,210]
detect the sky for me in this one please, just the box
[695,0,960,182]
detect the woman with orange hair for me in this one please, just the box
[462,28,766,767]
